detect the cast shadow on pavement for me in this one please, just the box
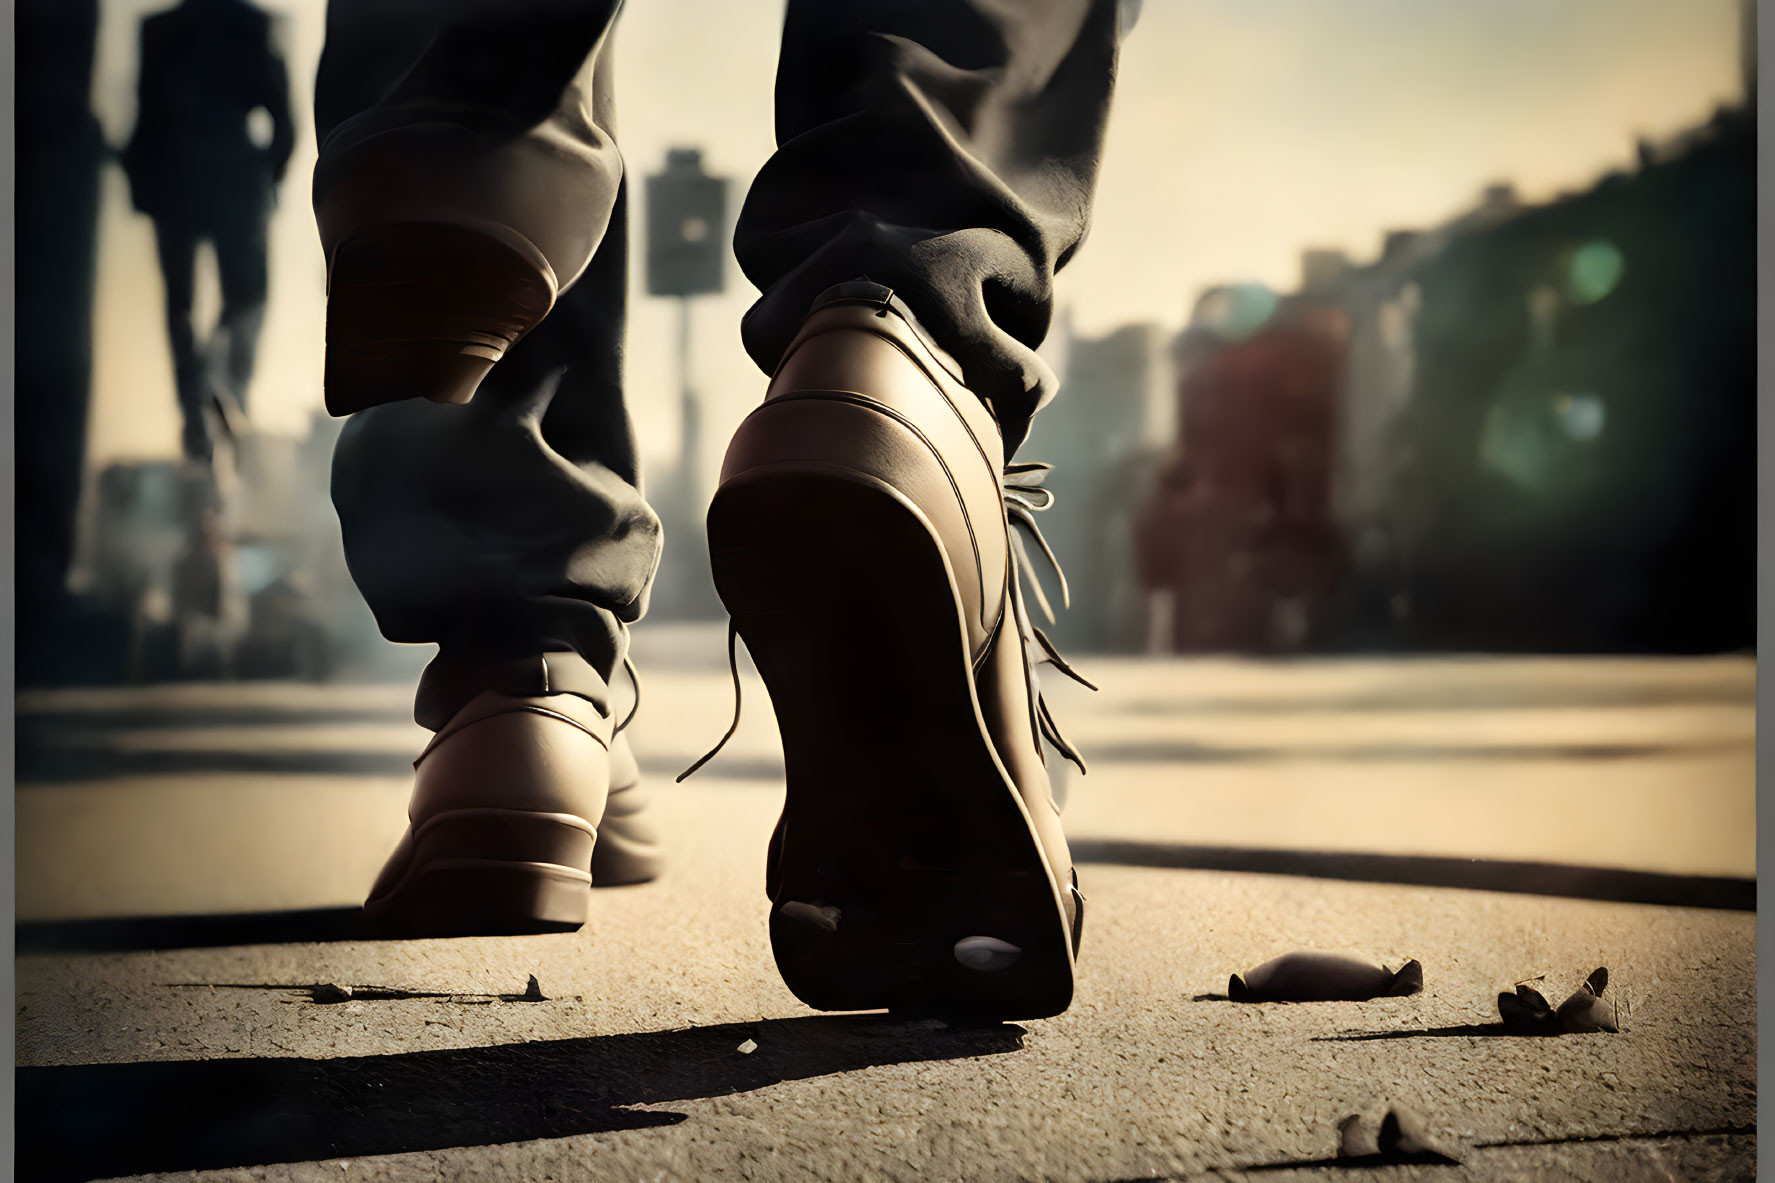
[17,906,373,953]
[20,836,1753,956]
[15,884,659,954]
[15,741,785,784]
[18,704,414,732]
[17,1014,1026,1183]
[1069,840,1755,911]
[15,744,419,780]
[1311,1024,1550,1042]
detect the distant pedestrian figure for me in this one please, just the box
[123,0,293,463]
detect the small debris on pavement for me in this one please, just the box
[1335,1106,1461,1165]
[1497,981,1556,1032]
[737,1038,758,1055]
[1336,1113,1379,1158]
[1378,1106,1460,1163]
[1554,967,1619,1033]
[1228,951,1423,1002]
[181,980,559,1006]
[1498,967,1618,1034]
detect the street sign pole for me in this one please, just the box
[645,147,729,619]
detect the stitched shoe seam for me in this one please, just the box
[409,807,597,840]
[417,702,611,768]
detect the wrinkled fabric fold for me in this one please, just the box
[314,0,1123,719]
[737,0,1124,453]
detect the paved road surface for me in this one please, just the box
[15,638,1757,1181]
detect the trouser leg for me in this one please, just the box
[316,0,652,729]
[735,0,1128,455]
[210,211,270,413]
[314,0,626,291]
[152,219,211,461]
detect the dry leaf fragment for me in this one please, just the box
[1229,951,1422,1002]
[1497,967,1618,1034]
[1337,1113,1379,1158]
[1335,1108,1460,1165]
[1554,968,1618,1034]
[1378,1106,1461,1164]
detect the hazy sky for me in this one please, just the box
[86,0,1746,474]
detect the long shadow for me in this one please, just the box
[18,731,1749,785]
[1083,737,1748,765]
[1312,1023,1531,1042]
[17,705,414,731]
[17,1014,1026,1183]
[1070,839,1756,911]
[16,746,792,784]
[18,738,1745,784]
[1120,682,1752,717]
[1232,1150,1461,1172]
[17,907,371,953]
[20,837,1751,957]
[1190,1004,1572,1041]
[15,726,789,784]
[15,744,418,781]
[1226,1123,1758,1174]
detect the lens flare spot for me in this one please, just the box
[1567,241,1624,305]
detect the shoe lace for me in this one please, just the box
[617,651,642,734]
[615,620,642,735]
[676,621,742,782]
[677,462,1096,781]
[1003,461,1097,774]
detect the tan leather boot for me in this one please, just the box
[705,280,1086,1019]
[592,731,665,887]
[364,690,659,935]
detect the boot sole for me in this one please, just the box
[362,808,594,937]
[709,464,1075,1020]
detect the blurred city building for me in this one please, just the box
[70,412,383,683]
[1380,104,1755,653]
[1022,321,1173,652]
[1137,101,1754,656]
[1135,274,1348,653]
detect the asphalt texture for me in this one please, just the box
[14,635,1757,1182]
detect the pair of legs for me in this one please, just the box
[317,0,1124,1017]
[152,211,268,462]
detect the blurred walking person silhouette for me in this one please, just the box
[123,0,294,464]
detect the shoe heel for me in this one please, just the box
[376,862,592,936]
[324,222,557,416]
[366,809,595,936]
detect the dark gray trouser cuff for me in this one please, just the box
[803,279,970,389]
[414,649,611,732]
[734,0,1123,455]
